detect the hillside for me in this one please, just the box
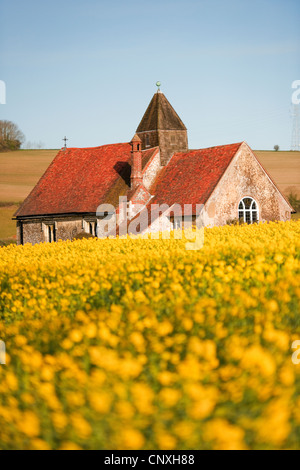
[255,151,300,198]
[0,149,58,203]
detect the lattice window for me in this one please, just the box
[238,197,259,224]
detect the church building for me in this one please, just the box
[15,87,294,245]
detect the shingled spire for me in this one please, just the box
[136,88,188,165]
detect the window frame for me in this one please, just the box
[47,224,56,243]
[238,197,259,224]
[84,220,97,237]
[173,218,182,230]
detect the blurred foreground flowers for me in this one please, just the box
[0,221,300,449]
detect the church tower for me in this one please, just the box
[136,88,188,165]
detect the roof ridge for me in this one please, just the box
[148,142,243,209]
[60,142,130,151]
[15,142,132,218]
[172,142,244,156]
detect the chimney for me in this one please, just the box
[130,134,143,190]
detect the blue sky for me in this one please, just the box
[0,0,299,150]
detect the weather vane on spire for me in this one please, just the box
[156,81,161,92]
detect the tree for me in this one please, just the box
[0,120,25,151]
[24,140,45,149]
[274,145,280,151]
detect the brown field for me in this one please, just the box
[0,149,58,203]
[0,149,58,242]
[0,204,19,241]
[254,151,300,198]
[0,149,299,241]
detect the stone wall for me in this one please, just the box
[158,130,188,165]
[137,130,159,151]
[133,210,173,236]
[18,216,97,245]
[143,151,161,190]
[137,129,188,166]
[21,220,44,245]
[56,218,84,241]
[204,143,292,226]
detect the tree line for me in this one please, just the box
[0,120,25,151]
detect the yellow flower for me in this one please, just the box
[88,392,112,414]
[67,392,85,407]
[256,399,290,446]
[18,411,40,438]
[0,220,300,449]
[182,318,193,331]
[115,401,135,419]
[21,393,35,405]
[6,372,18,391]
[203,419,247,450]
[157,371,176,386]
[279,365,294,386]
[157,432,177,450]
[129,332,145,350]
[241,345,276,377]
[132,383,155,415]
[69,330,83,343]
[159,388,181,407]
[85,323,97,338]
[14,335,27,346]
[52,412,68,433]
[174,421,195,441]
[156,321,173,336]
[189,398,217,419]
[61,338,73,350]
[30,439,51,450]
[59,441,82,450]
[267,300,279,313]
[120,428,145,450]
[70,413,92,439]
[41,366,54,381]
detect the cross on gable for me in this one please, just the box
[63,136,68,149]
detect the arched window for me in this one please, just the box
[238,197,259,224]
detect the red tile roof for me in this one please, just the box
[149,142,243,208]
[124,143,243,233]
[16,144,158,217]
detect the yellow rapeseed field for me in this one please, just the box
[0,221,300,450]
